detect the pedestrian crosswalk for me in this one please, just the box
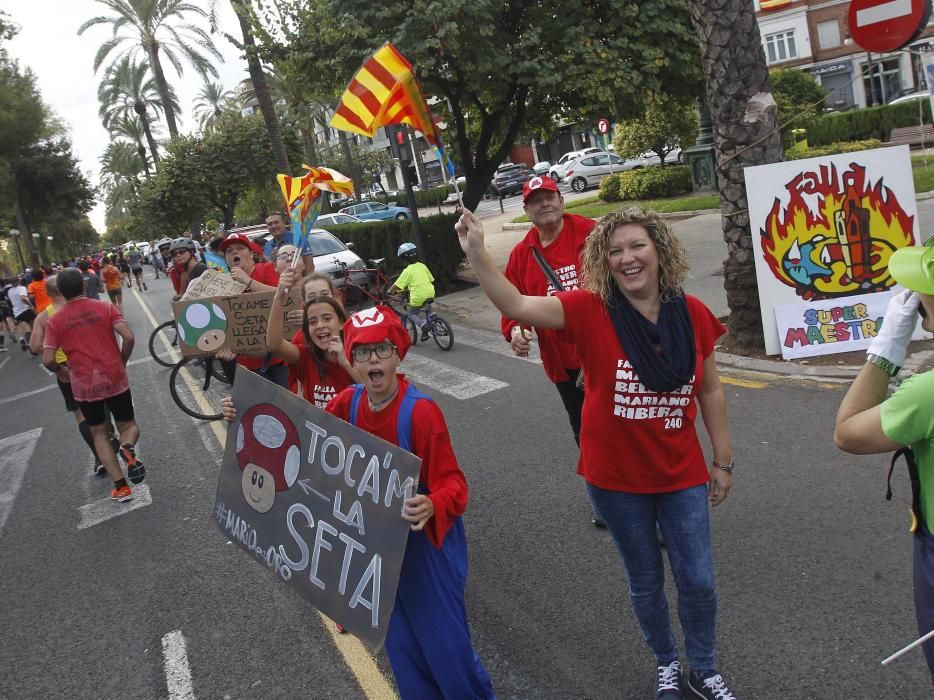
[0,427,41,540]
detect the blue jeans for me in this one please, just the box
[587,483,718,674]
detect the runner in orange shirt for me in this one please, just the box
[27,268,52,313]
[101,256,124,314]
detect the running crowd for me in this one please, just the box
[6,183,934,699]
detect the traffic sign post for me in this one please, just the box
[848,0,931,53]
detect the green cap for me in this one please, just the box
[889,236,934,295]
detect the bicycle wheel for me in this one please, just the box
[431,316,454,351]
[403,315,419,346]
[169,357,231,421]
[149,320,179,367]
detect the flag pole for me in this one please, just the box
[882,628,934,666]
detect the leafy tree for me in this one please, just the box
[78,0,223,138]
[770,68,827,144]
[259,0,703,209]
[193,80,236,132]
[100,141,147,226]
[613,99,699,165]
[689,0,784,350]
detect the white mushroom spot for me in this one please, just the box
[253,414,286,448]
[212,303,226,321]
[236,423,244,452]
[186,303,211,329]
[177,323,187,344]
[284,445,300,487]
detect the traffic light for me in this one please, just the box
[389,126,412,164]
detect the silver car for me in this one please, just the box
[564,153,642,192]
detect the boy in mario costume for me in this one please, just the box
[326,306,495,699]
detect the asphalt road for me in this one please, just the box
[0,268,931,699]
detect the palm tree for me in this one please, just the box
[228,0,291,174]
[108,115,156,178]
[98,57,176,167]
[688,0,783,351]
[78,0,223,139]
[193,80,235,132]
[99,141,146,225]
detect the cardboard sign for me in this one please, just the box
[744,146,919,355]
[181,269,246,300]
[212,370,421,647]
[172,288,303,357]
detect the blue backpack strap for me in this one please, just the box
[396,383,433,453]
[348,384,366,425]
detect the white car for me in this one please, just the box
[548,147,604,182]
[564,153,643,192]
[316,213,365,228]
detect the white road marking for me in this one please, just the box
[446,325,541,365]
[403,353,509,399]
[161,629,195,700]
[0,356,152,408]
[0,428,42,540]
[76,483,152,530]
[856,0,911,26]
[0,356,10,373]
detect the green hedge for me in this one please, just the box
[330,212,464,291]
[806,101,932,146]
[598,166,692,202]
[784,139,884,160]
[370,184,455,208]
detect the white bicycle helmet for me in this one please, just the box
[397,242,417,258]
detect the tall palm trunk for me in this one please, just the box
[688,0,783,351]
[133,102,161,168]
[230,0,291,175]
[135,141,152,179]
[145,42,180,139]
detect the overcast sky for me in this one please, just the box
[2,0,252,233]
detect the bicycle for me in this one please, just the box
[402,300,454,351]
[149,319,179,367]
[169,355,234,421]
[332,258,405,315]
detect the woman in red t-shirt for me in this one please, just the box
[457,207,737,699]
[266,268,362,408]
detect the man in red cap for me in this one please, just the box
[216,232,288,387]
[501,175,603,525]
[326,306,495,699]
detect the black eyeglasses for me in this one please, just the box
[352,342,395,363]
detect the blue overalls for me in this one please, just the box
[349,384,495,699]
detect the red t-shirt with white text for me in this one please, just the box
[237,262,283,371]
[557,290,725,492]
[293,351,355,408]
[326,377,467,549]
[44,298,129,402]
[502,213,594,383]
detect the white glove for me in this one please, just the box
[867,289,920,367]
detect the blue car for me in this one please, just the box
[339,201,411,221]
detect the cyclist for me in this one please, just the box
[390,242,436,342]
[154,238,172,278]
[126,244,147,291]
[168,237,209,301]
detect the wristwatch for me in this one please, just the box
[712,460,734,474]
[866,353,900,377]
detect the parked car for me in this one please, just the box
[532,161,552,175]
[246,227,370,291]
[641,147,683,167]
[889,92,929,106]
[317,213,365,228]
[339,201,411,220]
[492,162,534,197]
[548,147,604,182]
[564,153,642,192]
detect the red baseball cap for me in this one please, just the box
[219,232,262,255]
[522,175,560,203]
[342,306,412,362]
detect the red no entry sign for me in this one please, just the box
[597,118,610,135]
[848,0,931,53]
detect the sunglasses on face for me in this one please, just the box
[352,342,395,363]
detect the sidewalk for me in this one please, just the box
[433,207,934,381]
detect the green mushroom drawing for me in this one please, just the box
[178,301,228,352]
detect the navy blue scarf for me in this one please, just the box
[607,289,696,392]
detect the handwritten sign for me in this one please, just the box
[182,269,246,300]
[172,288,303,357]
[212,370,420,647]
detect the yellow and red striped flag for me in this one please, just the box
[759,0,792,10]
[329,42,442,147]
[277,165,354,247]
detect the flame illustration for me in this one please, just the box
[760,162,914,299]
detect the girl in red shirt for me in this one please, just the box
[266,268,362,408]
[457,207,737,700]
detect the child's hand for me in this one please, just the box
[221,396,236,423]
[402,495,434,531]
